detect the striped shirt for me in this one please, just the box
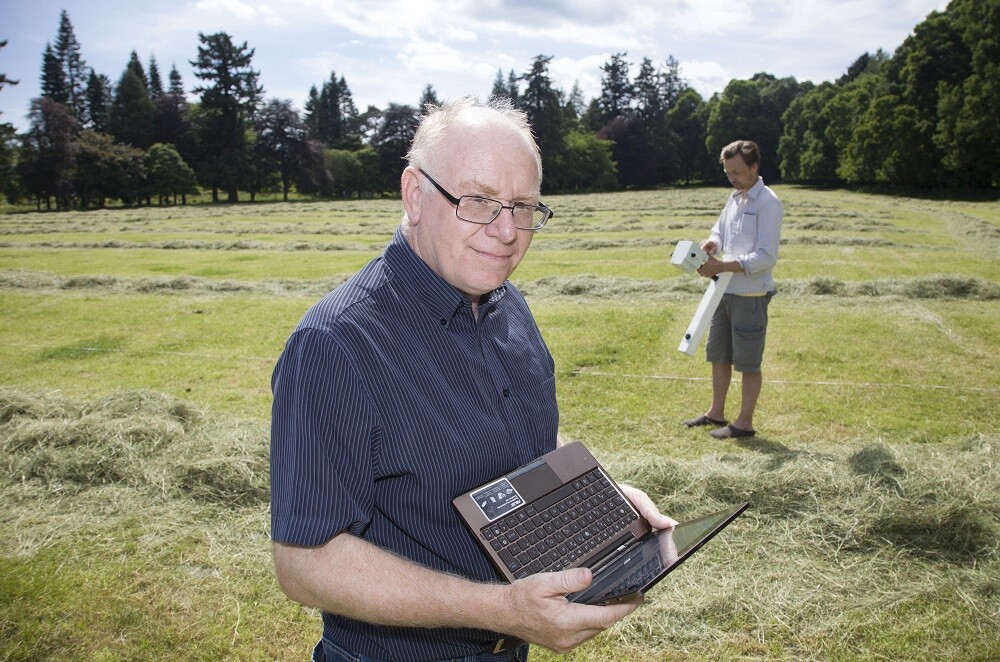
[709,177,783,295]
[270,227,558,660]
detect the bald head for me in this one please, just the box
[406,97,542,185]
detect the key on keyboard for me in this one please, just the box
[480,468,639,579]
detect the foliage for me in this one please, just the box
[932,0,1000,187]
[253,98,324,201]
[190,32,263,203]
[0,40,19,202]
[370,103,420,193]
[780,0,1000,188]
[559,130,618,191]
[5,5,999,212]
[18,97,78,210]
[74,129,145,208]
[109,67,154,150]
[520,55,568,192]
[303,72,360,150]
[144,142,198,204]
[706,73,807,181]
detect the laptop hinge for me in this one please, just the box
[583,532,640,577]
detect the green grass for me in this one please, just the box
[2,186,999,660]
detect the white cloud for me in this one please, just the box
[679,59,732,99]
[191,0,286,25]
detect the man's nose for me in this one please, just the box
[486,206,518,242]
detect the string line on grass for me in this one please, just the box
[573,368,1000,393]
[11,345,1000,393]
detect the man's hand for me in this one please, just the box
[697,255,727,278]
[499,567,642,653]
[620,484,677,530]
[498,483,675,652]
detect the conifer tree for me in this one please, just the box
[148,56,164,98]
[519,55,566,191]
[40,44,67,104]
[0,40,20,202]
[110,67,154,149]
[418,84,440,114]
[190,31,263,202]
[53,10,88,120]
[85,70,112,132]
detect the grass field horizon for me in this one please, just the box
[2,186,998,660]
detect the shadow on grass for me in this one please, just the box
[733,434,812,470]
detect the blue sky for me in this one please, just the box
[1,0,949,132]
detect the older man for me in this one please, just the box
[270,97,674,662]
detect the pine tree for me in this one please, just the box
[41,44,67,103]
[303,85,320,137]
[598,52,633,124]
[148,55,164,98]
[659,55,684,110]
[54,10,88,120]
[190,31,263,202]
[154,65,194,163]
[519,55,566,190]
[125,52,147,91]
[110,67,154,149]
[633,58,663,123]
[168,65,185,96]
[85,70,112,132]
[336,76,360,149]
[0,40,20,202]
[418,84,440,114]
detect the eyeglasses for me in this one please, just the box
[418,170,553,231]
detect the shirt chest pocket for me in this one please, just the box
[730,212,758,256]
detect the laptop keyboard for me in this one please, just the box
[480,468,639,579]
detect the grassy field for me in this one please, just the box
[1,186,998,661]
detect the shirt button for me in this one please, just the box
[502,388,511,398]
[439,318,448,326]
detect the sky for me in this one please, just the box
[0,0,951,132]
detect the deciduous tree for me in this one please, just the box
[145,142,198,204]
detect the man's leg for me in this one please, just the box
[706,361,732,422]
[732,370,761,431]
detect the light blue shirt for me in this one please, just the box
[709,177,783,295]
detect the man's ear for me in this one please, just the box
[401,167,423,226]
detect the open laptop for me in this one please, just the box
[453,441,748,605]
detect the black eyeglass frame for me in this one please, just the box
[417,169,553,231]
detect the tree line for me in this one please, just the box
[0,0,995,211]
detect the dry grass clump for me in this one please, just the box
[0,269,349,297]
[520,275,704,300]
[785,275,1000,300]
[0,388,266,506]
[594,436,999,658]
[783,235,897,247]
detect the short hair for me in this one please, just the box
[719,140,761,168]
[406,96,543,184]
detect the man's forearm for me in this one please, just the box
[273,533,508,632]
[273,523,651,653]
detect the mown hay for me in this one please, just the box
[0,389,266,504]
[593,435,1000,657]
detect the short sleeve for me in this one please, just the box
[269,327,379,546]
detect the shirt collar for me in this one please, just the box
[732,176,765,202]
[383,227,507,324]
